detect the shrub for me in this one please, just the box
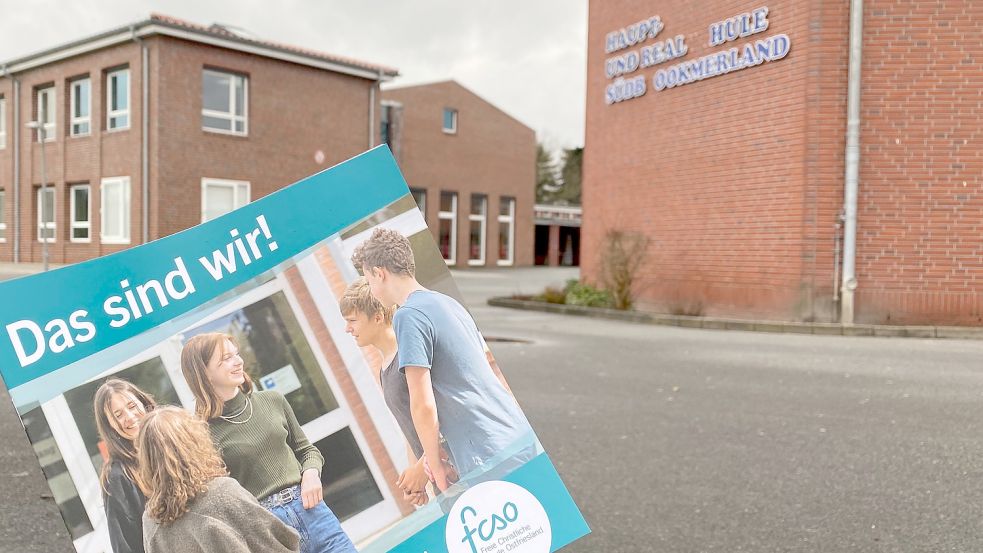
[599,230,650,310]
[535,286,567,304]
[565,281,612,308]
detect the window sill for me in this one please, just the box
[105,127,130,134]
[203,127,249,138]
[101,239,131,245]
[496,260,515,267]
[69,238,92,244]
[442,128,457,135]
[468,259,485,267]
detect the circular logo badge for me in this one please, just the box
[445,481,552,553]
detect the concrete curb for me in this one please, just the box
[487,297,983,340]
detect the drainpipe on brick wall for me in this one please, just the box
[10,71,21,264]
[368,71,381,149]
[840,0,864,324]
[132,27,150,244]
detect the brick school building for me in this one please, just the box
[584,1,983,325]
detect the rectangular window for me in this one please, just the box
[37,86,55,142]
[201,178,250,222]
[410,188,426,221]
[106,69,129,130]
[0,190,6,242]
[468,194,487,266]
[442,108,457,134]
[37,187,55,243]
[70,78,91,136]
[438,191,457,265]
[498,197,515,266]
[0,97,6,148]
[202,69,248,135]
[101,177,130,244]
[69,184,91,242]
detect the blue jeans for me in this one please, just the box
[266,496,357,553]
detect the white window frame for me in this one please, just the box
[202,69,248,136]
[201,178,251,223]
[442,107,458,134]
[37,86,55,142]
[100,177,131,244]
[498,197,516,266]
[106,69,130,131]
[468,194,487,266]
[36,187,55,243]
[0,190,7,242]
[69,78,91,137]
[0,97,6,149]
[69,184,91,243]
[439,191,458,265]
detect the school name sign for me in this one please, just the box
[604,6,792,105]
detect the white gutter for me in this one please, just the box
[131,27,150,244]
[368,71,381,149]
[840,0,864,324]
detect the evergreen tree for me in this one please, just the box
[536,143,560,203]
[557,147,583,205]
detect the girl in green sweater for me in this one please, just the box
[181,332,357,553]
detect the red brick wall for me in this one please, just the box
[586,0,983,325]
[381,81,536,267]
[155,36,375,239]
[585,0,828,320]
[853,1,983,325]
[0,42,147,264]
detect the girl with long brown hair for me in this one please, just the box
[180,332,356,553]
[93,379,156,553]
[136,406,298,552]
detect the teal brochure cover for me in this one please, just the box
[0,147,589,553]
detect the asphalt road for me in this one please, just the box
[4,267,983,552]
[462,269,983,552]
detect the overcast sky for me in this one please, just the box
[1,0,587,151]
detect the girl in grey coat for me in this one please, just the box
[136,406,299,553]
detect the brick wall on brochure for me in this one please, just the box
[382,81,536,267]
[285,260,415,516]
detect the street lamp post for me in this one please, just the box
[25,121,49,271]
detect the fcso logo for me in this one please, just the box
[445,481,552,553]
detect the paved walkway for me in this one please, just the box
[0,262,61,281]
